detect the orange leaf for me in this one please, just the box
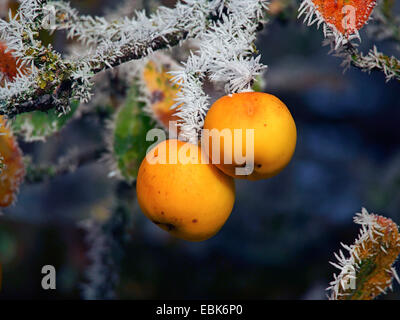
[0,41,19,81]
[0,116,25,207]
[312,0,377,37]
[142,57,182,133]
[0,40,28,83]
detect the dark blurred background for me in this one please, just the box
[0,0,399,299]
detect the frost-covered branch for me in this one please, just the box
[80,218,120,300]
[0,0,74,115]
[49,0,213,74]
[80,181,133,300]
[327,208,400,300]
[0,0,247,118]
[24,146,106,184]
[338,43,400,82]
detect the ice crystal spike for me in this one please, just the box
[0,116,25,207]
[328,208,400,300]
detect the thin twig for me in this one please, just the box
[25,146,107,183]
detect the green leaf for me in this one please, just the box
[113,81,157,183]
[252,74,265,92]
[11,100,80,142]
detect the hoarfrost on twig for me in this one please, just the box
[0,0,269,141]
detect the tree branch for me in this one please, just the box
[342,43,400,82]
[25,146,107,184]
[89,31,189,74]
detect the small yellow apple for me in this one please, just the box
[203,92,297,180]
[136,139,235,241]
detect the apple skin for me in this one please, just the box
[136,139,236,242]
[203,92,297,180]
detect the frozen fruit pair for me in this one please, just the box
[137,92,297,241]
